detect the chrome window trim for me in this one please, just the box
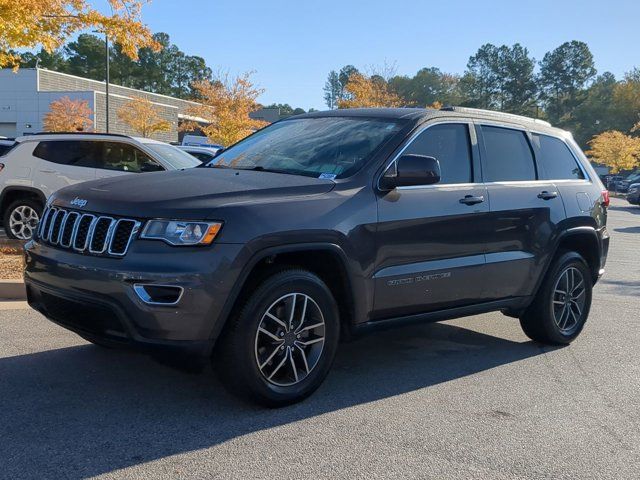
[378,119,476,191]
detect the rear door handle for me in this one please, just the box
[537,191,558,200]
[459,195,485,205]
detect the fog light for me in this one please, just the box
[133,284,184,306]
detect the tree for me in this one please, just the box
[323,70,341,109]
[0,0,158,69]
[43,96,93,132]
[185,72,267,147]
[459,43,537,114]
[586,131,640,173]
[262,104,306,117]
[389,67,462,107]
[538,41,597,125]
[337,73,402,108]
[64,34,108,80]
[117,97,171,138]
[572,72,618,147]
[612,69,640,133]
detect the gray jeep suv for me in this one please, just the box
[24,107,610,406]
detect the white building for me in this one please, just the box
[0,68,204,142]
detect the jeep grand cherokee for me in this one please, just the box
[24,107,610,406]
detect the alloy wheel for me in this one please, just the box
[254,292,326,387]
[552,266,586,335]
[9,205,40,240]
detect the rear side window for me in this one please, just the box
[481,126,536,182]
[532,134,585,180]
[403,123,473,184]
[0,143,15,156]
[33,140,99,167]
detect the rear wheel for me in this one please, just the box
[3,198,43,240]
[520,251,592,344]
[215,269,340,407]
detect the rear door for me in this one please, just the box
[476,123,565,300]
[373,121,491,319]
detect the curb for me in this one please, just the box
[0,279,26,301]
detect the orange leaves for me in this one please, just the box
[586,131,640,174]
[0,0,159,69]
[337,73,402,109]
[43,96,93,132]
[117,96,171,138]
[185,72,267,147]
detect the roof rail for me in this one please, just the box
[24,131,132,138]
[440,106,552,127]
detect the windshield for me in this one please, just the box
[206,117,403,178]
[145,144,201,169]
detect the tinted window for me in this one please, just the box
[208,117,403,178]
[533,134,584,180]
[402,123,472,184]
[33,140,99,168]
[481,126,536,181]
[0,143,15,156]
[97,142,163,173]
[145,144,201,169]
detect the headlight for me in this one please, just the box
[141,220,222,246]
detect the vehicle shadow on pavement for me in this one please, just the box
[0,320,549,478]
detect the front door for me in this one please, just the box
[372,121,490,319]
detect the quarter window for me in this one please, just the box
[532,134,585,180]
[481,126,536,182]
[402,123,473,184]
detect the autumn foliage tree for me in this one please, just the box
[43,96,93,132]
[117,96,171,138]
[586,131,640,173]
[0,0,159,69]
[185,72,267,146]
[337,73,402,108]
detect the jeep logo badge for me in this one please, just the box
[70,197,88,208]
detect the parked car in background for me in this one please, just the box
[0,133,200,240]
[0,138,15,156]
[627,182,640,205]
[25,107,609,406]
[181,134,223,150]
[617,172,640,194]
[178,145,221,163]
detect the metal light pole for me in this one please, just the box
[105,32,110,133]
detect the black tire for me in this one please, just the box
[215,269,340,407]
[3,198,43,240]
[520,251,592,345]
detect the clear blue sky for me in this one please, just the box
[136,0,639,110]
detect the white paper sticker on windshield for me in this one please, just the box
[318,173,337,180]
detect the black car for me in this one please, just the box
[24,107,610,406]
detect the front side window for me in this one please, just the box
[532,134,585,180]
[481,126,536,182]
[402,123,473,184]
[94,142,164,173]
[207,117,404,178]
[144,144,201,170]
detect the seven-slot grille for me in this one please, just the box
[37,206,140,257]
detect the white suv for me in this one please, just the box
[0,133,200,240]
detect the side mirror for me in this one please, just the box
[380,154,441,190]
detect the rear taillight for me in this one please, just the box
[602,190,610,207]
[0,163,4,173]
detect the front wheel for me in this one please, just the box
[520,252,593,345]
[215,269,340,407]
[3,198,43,240]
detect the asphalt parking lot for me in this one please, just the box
[0,198,638,479]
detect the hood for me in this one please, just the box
[51,168,336,219]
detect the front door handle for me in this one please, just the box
[459,195,485,205]
[39,169,56,174]
[537,191,558,200]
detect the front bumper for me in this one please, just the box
[24,239,245,356]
